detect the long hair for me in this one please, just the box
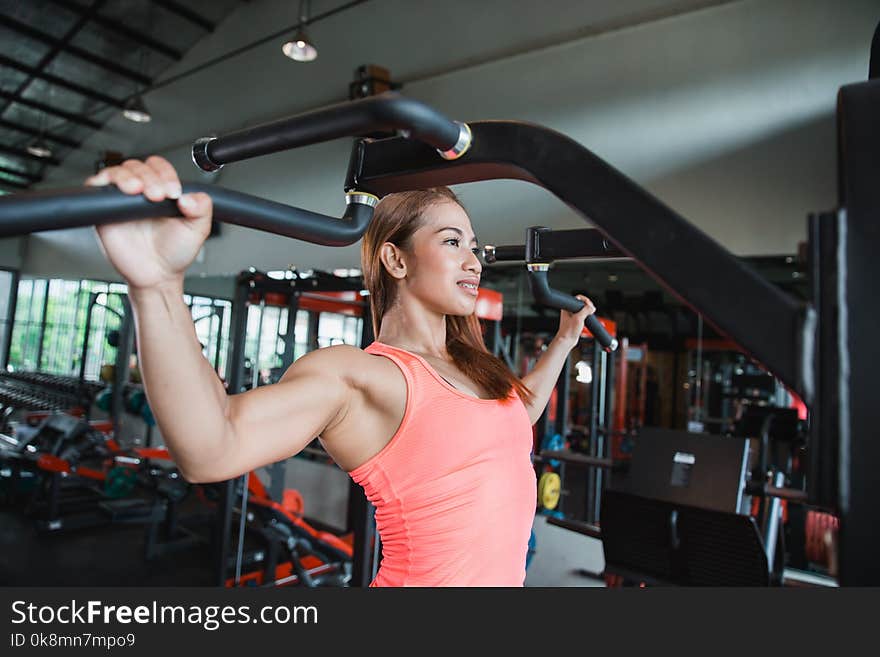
[361,187,534,405]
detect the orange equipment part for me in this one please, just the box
[247,471,268,499]
[249,290,365,317]
[36,454,70,473]
[75,466,107,481]
[475,287,503,321]
[132,447,172,460]
[282,489,304,516]
[299,291,364,317]
[247,495,353,559]
[546,386,557,423]
[580,316,616,339]
[805,510,839,566]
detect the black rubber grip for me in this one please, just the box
[0,183,374,246]
[485,245,525,263]
[197,93,462,170]
[527,269,618,352]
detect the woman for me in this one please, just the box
[86,156,596,586]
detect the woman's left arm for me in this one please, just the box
[521,295,596,424]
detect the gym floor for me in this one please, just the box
[0,496,216,587]
[525,515,606,587]
[0,507,603,587]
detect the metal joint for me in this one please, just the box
[527,263,550,272]
[437,122,472,161]
[192,136,222,172]
[345,191,379,207]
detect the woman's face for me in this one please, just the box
[401,200,483,316]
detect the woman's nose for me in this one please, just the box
[465,249,482,274]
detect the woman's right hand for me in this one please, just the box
[86,156,213,291]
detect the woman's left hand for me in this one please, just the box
[555,294,596,349]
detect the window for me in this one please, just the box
[7,278,231,381]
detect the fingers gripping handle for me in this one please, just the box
[527,267,618,352]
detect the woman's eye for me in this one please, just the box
[445,238,460,246]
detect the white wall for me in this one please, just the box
[11,0,878,279]
[0,238,23,270]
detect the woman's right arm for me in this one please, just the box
[129,282,354,483]
[88,156,352,483]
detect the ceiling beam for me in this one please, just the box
[0,0,105,125]
[0,164,42,183]
[0,54,125,108]
[0,91,101,129]
[0,118,80,149]
[0,14,151,85]
[0,174,30,190]
[47,0,183,60]
[149,0,215,32]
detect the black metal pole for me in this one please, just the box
[306,311,320,353]
[214,276,250,587]
[77,292,98,383]
[1,269,18,370]
[347,478,376,588]
[835,79,880,584]
[586,339,602,525]
[554,354,570,439]
[34,281,50,370]
[212,305,225,374]
[279,293,300,371]
[596,347,616,522]
[110,295,134,442]
[807,211,839,513]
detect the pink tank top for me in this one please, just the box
[349,341,537,587]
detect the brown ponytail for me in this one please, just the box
[360,188,533,405]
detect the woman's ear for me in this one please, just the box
[379,242,407,280]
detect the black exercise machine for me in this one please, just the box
[0,65,876,582]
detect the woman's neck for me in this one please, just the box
[376,299,448,359]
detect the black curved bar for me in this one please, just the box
[482,245,525,263]
[0,183,374,246]
[528,269,618,352]
[482,228,624,263]
[523,225,616,351]
[870,19,878,79]
[348,120,809,400]
[194,93,464,171]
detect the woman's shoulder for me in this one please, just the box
[300,344,400,388]
[309,343,408,428]
[298,343,372,370]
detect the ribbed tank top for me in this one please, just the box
[348,341,537,587]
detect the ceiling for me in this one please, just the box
[0,0,243,192]
[2,0,873,194]
[1,0,876,304]
[4,0,745,190]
